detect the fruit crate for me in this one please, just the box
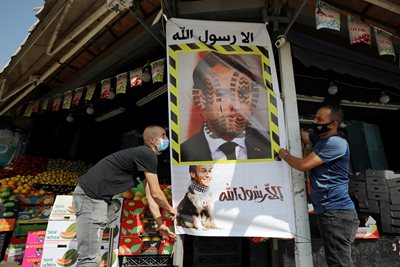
[121,255,173,267]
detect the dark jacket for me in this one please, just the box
[180,126,271,162]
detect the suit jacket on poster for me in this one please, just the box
[180,126,271,162]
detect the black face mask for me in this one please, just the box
[312,121,333,135]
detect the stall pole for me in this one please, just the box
[278,41,313,267]
[173,234,184,266]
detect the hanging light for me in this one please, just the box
[327,81,338,95]
[86,105,94,115]
[66,113,74,122]
[141,65,151,82]
[379,91,390,104]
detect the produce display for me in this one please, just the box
[0,154,174,264]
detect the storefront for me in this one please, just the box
[0,0,399,266]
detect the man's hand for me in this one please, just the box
[158,224,177,241]
[166,207,177,220]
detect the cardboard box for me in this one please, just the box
[367,191,389,201]
[44,220,119,248]
[40,244,119,267]
[355,224,379,239]
[44,220,77,244]
[22,230,46,267]
[48,195,76,221]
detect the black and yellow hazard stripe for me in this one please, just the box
[168,43,280,164]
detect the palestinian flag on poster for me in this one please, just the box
[348,16,371,45]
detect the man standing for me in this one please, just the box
[278,105,359,267]
[180,52,271,162]
[73,125,177,266]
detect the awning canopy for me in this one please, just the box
[288,30,400,90]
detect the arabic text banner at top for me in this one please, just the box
[166,18,295,238]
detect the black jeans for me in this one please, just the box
[317,210,360,267]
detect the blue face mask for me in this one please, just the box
[156,138,169,152]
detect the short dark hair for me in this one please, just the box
[193,52,257,92]
[189,165,197,174]
[321,104,344,125]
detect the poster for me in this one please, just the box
[72,87,84,106]
[348,16,371,45]
[85,84,96,101]
[315,0,340,31]
[166,18,294,238]
[116,72,128,94]
[374,27,395,57]
[62,91,73,110]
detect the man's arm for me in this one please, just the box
[144,181,177,241]
[278,148,324,171]
[144,172,177,219]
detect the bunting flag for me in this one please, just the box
[348,16,371,45]
[85,84,96,101]
[52,94,62,112]
[73,87,84,106]
[166,18,293,238]
[374,27,395,57]
[116,72,128,94]
[101,78,111,99]
[315,0,340,31]
[63,91,73,109]
[151,58,165,83]
[41,98,49,112]
[23,102,34,117]
[129,68,143,87]
[31,101,39,113]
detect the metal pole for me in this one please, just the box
[173,234,184,267]
[278,41,313,267]
[128,9,166,49]
[107,227,114,267]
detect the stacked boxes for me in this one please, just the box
[22,230,46,267]
[118,199,174,256]
[41,195,122,267]
[350,170,400,234]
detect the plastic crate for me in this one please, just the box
[121,255,173,267]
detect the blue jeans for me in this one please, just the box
[317,210,359,267]
[72,185,120,267]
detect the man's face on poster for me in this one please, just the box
[191,165,213,187]
[194,62,255,141]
